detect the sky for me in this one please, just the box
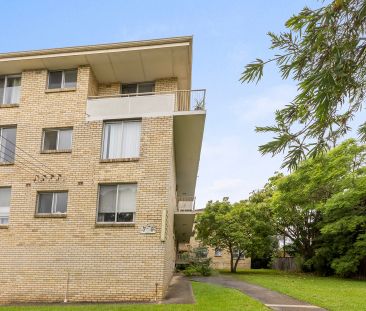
[0,0,346,208]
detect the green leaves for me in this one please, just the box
[241,0,366,169]
[240,59,264,84]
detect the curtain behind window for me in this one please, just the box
[121,121,141,158]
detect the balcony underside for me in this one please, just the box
[174,212,195,243]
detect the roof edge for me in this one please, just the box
[0,36,193,60]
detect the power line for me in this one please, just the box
[0,149,39,176]
[0,141,53,176]
[0,134,59,176]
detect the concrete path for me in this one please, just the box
[191,275,327,311]
[163,274,195,304]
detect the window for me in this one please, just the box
[0,127,16,163]
[0,187,11,225]
[43,128,73,151]
[37,192,68,214]
[121,82,155,95]
[48,69,77,89]
[214,247,222,257]
[0,75,21,105]
[102,120,141,159]
[233,249,245,259]
[97,184,137,223]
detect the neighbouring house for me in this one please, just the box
[0,36,205,303]
[178,236,251,270]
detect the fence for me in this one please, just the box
[272,257,300,272]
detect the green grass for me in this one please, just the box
[223,269,366,311]
[0,282,268,311]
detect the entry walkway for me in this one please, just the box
[163,274,195,304]
[191,275,327,311]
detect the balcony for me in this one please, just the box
[176,196,195,212]
[86,89,206,121]
[175,196,196,243]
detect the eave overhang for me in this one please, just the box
[173,110,206,198]
[0,36,193,89]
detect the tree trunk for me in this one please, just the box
[233,255,242,273]
[230,249,235,273]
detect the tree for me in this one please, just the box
[195,198,275,272]
[271,139,366,273]
[241,0,366,170]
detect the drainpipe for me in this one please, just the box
[64,272,70,303]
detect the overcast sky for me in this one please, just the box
[1,0,344,208]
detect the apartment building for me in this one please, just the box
[0,36,205,303]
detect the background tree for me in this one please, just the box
[271,139,366,274]
[241,0,366,169]
[195,198,275,272]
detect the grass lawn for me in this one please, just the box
[223,269,366,311]
[0,282,268,311]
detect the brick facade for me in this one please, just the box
[0,67,179,303]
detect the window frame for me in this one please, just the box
[0,186,11,226]
[101,119,141,160]
[96,183,137,224]
[36,191,68,216]
[214,247,222,257]
[0,74,22,105]
[0,126,17,164]
[47,69,77,90]
[120,82,155,95]
[42,127,73,152]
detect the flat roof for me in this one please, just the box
[0,36,193,89]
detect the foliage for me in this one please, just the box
[183,258,213,277]
[195,197,276,273]
[270,139,366,275]
[241,0,366,170]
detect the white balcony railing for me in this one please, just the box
[86,89,206,121]
[176,196,195,212]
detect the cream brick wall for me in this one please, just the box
[187,237,251,270]
[0,66,178,303]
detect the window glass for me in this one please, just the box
[58,129,72,150]
[0,187,11,224]
[64,70,77,88]
[102,123,123,159]
[43,130,58,150]
[102,121,141,159]
[0,127,16,163]
[98,184,136,223]
[117,184,136,222]
[48,71,63,89]
[55,192,68,213]
[121,121,141,158]
[0,77,5,104]
[98,185,117,222]
[38,192,67,214]
[5,76,21,104]
[138,82,155,94]
[38,193,53,213]
[121,83,137,95]
[215,247,222,257]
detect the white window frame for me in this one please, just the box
[36,191,68,215]
[47,69,77,89]
[0,126,16,163]
[0,74,21,105]
[214,247,222,257]
[0,187,11,225]
[96,183,137,224]
[42,128,73,151]
[121,82,155,95]
[101,120,141,159]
